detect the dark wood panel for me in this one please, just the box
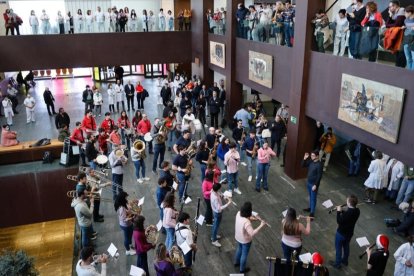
[0,32,192,72]
[306,51,414,166]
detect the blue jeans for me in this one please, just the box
[404,44,414,70]
[283,22,294,47]
[152,144,165,171]
[112,173,123,200]
[168,130,176,148]
[137,252,149,275]
[217,158,227,182]
[281,242,302,262]
[184,250,193,268]
[246,156,256,177]
[234,242,251,272]
[396,179,414,205]
[89,161,97,170]
[80,225,92,248]
[335,231,350,266]
[212,212,222,241]
[177,172,187,200]
[228,172,239,191]
[133,160,145,179]
[200,163,207,182]
[348,158,360,175]
[120,224,133,250]
[256,163,270,190]
[236,143,245,162]
[165,227,175,251]
[349,31,362,59]
[306,180,318,214]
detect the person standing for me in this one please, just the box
[93,88,103,117]
[202,171,215,226]
[2,96,14,125]
[57,11,65,34]
[385,158,404,201]
[7,84,19,114]
[3,9,15,36]
[151,118,166,174]
[396,165,414,205]
[137,114,153,154]
[346,0,365,59]
[162,192,178,250]
[175,212,197,270]
[114,80,125,112]
[82,85,94,113]
[23,93,36,124]
[209,91,221,129]
[43,87,56,116]
[319,127,337,172]
[330,195,360,269]
[131,139,149,184]
[82,110,97,132]
[232,120,247,166]
[386,0,407,68]
[302,150,323,218]
[366,234,389,276]
[158,9,166,31]
[85,134,99,170]
[133,215,155,275]
[346,140,362,177]
[115,191,136,256]
[224,143,242,195]
[269,115,286,157]
[364,150,387,204]
[402,6,414,71]
[210,183,232,247]
[76,247,107,275]
[70,122,87,166]
[135,81,145,110]
[107,84,115,113]
[242,130,258,182]
[333,9,349,56]
[172,146,191,200]
[233,104,253,129]
[71,190,96,248]
[94,6,105,32]
[109,147,126,200]
[125,80,135,111]
[314,121,325,150]
[29,10,39,34]
[393,235,414,276]
[255,142,276,192]
[234,201,266,274]
[160,82,172,107]
[40,9,50,34]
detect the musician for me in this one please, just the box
[162,192,178,250]
[366,234,389,276]
[97,128,109,156]
[164,110,177,152]
[269,115,287,157]
[215,128,224,143]
[151,118,166,174]
[108,146,126,200]
[232,119,247,166]
[175,212,197,269]
[82,85,94,113]
[210,183,232,248]
[137,113,153,154]
[76,246,107,275]
[217,137,230,183]
[312,252,330,276]
[393,235,414,276]
[131,140,149,184]
[233,103,253,129]
[281,207,311,262]
[117,111,132,152]
[206,161,221,184]
[159,161,175,190]
[172,146,191,200]
[234,202,266,274]
[133,215,156,275]
[71,190,96,248]
[205,127,217,150]
[55,107,70,130]
[196,140,210,181]
[58,124,70,142]
[115,191,136,256]
[100,112,115,134]
[182,108,195,134]
[255,113,268,147]
[224,143,242,195]
[319,127,337,172]
[154,243,177,275]
[256,142,276,192]
[82,109,97,132]
[330,195,360,269]
[173,130,191,155]
[70,122,87,166]
[242,130,258,182]
[202,171,215,226]
[85,134,99,170]
[302,150,323,218]
[156,177,170,230]
[132,110,143,130]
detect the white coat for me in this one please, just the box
[394,242,414,276]
[114,84,124,102]
[364,159,387,190]
[386,159,405,191]
[107,88,115,105]
[2,98,14,117]
[93,92,103,106]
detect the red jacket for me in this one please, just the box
[1,128,18,147]
[384,27,404,54]
[100,118,115,134]
[361,13,383,27]
[135,84,144,93]
[117,117,131,129]
[82,116,97,131]
[133,229,154,254]
[70,128,84,144]
[98,133,109,154]
[137,119,151,135]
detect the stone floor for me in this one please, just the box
[0,76,405,276]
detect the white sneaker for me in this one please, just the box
[234,188,242,195]
[137,178,144,184]
[241,162,247,167]
[211,240,222,247]
[255,175,258,180]
[204,124,209,128]
[248,176,252,182]
[143,177,150,181]
[126,249,136,256]
[216,234,222,239]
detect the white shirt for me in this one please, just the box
[86,15,94,24]
[175,223,193,247]
[182,114,195,130]
[95,11,104,23]
[29,15,39,26]
[40,13,50,23]
[394,242,414,276]
[334,16,349,37]
[75,260,107,276]
[23,97,36,109]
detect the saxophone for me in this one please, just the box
[185,141,197,176]
[251,142,259,158]
[156,120,168,143]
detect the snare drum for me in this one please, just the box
[144,133,153,142]
[96,155,108,165]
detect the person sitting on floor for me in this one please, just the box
[1,124,19,147]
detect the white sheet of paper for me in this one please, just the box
[156,220,163,231]
[322,199,334,209]
[230,274,244,276]
[138,197,145,206]
[223,191,233,198]
[173,181,178,190]
[107,243,118,257]
[377,117,383,124]
[356,237,370,247]
[221,169,227,174]
[72,145,80,155]
[252,211,258,217]
[129,265,145,276]
[299,252,312,264]
[282,209,288,217]
[179,241,192,255]
[184,197,192,204]
[197,215,205,226]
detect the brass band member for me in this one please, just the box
[76,247,107,275]
[330,195,360,269]
[131,140,150,184]
[195,140,210,182]
[164,110,177,152]
[71,190,96,248]
[75,171,104,223]
[70,121,87,166]
[163,192,178,251]
[109,145,126,200]
[159,161,175,190]
[210,183,232,248]
[255,142,276,192]
[115,191,136,256]
[217,136,230,183]
[156,177,170,234]
[232,119,247,166]
[173,129,191,155]
[85,134,99,170]
[175,212,197,270]
[151,118,166,174]
[154,243,178,274]
[133,215,156,275]
[172,145,191,200]
[366,234,389,276]
[205,127,217,151]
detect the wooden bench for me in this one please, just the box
[0,139,63,165]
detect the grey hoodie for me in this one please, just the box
[71,198,93,227]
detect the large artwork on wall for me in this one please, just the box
[248,51,273,88]
[209,41,225,68]
[338,73,405,143]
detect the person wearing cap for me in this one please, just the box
[76,246,107,275]
[242,130,259,182]
[312,252,330,275]
[302,150,323,218]
[366,234,389,276]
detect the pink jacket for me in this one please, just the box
[1,128,19,147]
[202,179,214,200]
[162,207,177,229]
[257,147,276,164]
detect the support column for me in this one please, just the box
[284,1,325,179]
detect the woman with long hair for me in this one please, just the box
[196,140,210,182]
[154,243,177,275]
[281,207,311,262]
[205,161,221,184]
[132,110,143,129]
[162,192,178,250]
[130,9,138,31]
[107,84,115,113]
[164,110,177,152]
[118,111,131,150]
[217,136,230,182]
[76,9,84,33]
[202,170,215,226]
[114,191,136,256]
[133,215,155,275]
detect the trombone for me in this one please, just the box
[66,190,113,203]
[79,166,109,177]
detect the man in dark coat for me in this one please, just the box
[82,85,94,112]
[270,115,287,157]
[124,80,135,111]
[55,107,71,129]
[43,87,56,116]
[160,83,172,107]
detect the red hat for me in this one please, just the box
[312,252,324,266]
[376,234,389,252]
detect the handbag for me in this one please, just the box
[144,89,149,98]
[262,129,271,138]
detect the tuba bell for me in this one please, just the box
[133,140,146,159]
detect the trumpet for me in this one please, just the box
[79,166,109,177]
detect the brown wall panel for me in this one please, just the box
[234,38,292,104]
[306,51,414,166]
[0,32,192,72]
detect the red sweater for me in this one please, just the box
[361,12,383,27]
[82,116,97,131]
[202,179,214,200]
[70,128,84,144]
[100,118,115,134]
[137,119,151,135]
[133,229,154,254]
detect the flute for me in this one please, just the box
[359,243,376,259]
[253,215,271,228]
[297,215,314,220]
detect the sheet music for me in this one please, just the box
[156,220,163,231]
[196,215,205,226]
[179,241,191,255]
[223,191,233,198]
[129,265,145,276]
[322,199,334,208]
[356,237,370,247]
[107,243,118,257]
[184,197,192,204]
[138,197,145,206]
[299,252,312,264]
[252,211,258,217]
[173,181,178,190]
[282,209,288,217]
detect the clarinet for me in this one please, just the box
[193,197,201,262]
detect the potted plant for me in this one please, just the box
[0,250,39,276]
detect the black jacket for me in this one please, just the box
[337,207,360,238]
[124,84,135,98]
[209,97,221,114]
[85,141,98,162]
[43,90,55,104]
[347,6,365,31]
[160,86,172,101]
[302,158,323,188]
[270,120,286,141]
[55,112,70,129]
[82,89,93,104]
[396,212,414,236]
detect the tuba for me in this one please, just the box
[145,225,159,244]
[169,246,185,267]
[156,120,168,143]
[133,140,146,159]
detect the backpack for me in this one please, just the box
[30,138,51,147]
[42,151,54,163]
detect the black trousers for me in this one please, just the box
[126,96,134,110]
[46,103,56,115]
[137,96,144,109]
[117,101,125,112]
[210,112,219,129]
[271,138,282,157]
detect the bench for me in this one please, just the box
[0,139,63,165]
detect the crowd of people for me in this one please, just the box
[3,6,192,35]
